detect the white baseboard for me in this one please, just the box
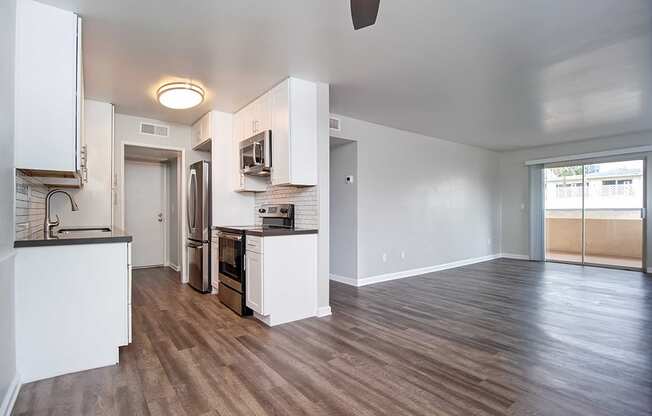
[329,273,358,286]
[500,253,530,260]
[316,306,332,317]
[168,263,180,272]
[0,374,20,416]
[331,254,506,287]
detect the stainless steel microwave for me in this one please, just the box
[240,130,271,176]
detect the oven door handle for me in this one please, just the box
[187,241,203,249]
[218,233,242,241]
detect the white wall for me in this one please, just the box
[51,100,113,227]
[330,141,358,278]
[331,114,501,281]
[210,111,255,227]
[499,130,652,263]
[0,0,18,411]
[113,113,208,228]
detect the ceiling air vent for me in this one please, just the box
[329,117,341,132]
[140,122,169,137]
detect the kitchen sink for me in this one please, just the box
[57,227,112,235]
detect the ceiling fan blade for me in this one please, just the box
[351,0,380,30]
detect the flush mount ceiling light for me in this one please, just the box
[157,82,204,109]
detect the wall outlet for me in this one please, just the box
[400,251,406,260]
[382,253,387,263]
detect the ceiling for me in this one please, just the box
[40,0,652,151]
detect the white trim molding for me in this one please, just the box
[329,273,358,286]
[330,254,534,288]
[0,374,20,416]
[332,254,506,287]
[316,306,332,317]
[525,145,652,166]
[500,253,531,260]
[168,263,180,272]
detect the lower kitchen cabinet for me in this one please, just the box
[245,250,264,314]
[245,233,317,326]
[14,241,132,383]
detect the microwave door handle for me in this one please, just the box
[253,142,262,166]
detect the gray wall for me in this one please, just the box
[499,130,652,261]
[329,140,358,278]
[167,159,179,267]
[0,0,17,406]
[331,114,501,280]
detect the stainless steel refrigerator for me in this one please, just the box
[187,160,211,292]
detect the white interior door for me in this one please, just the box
[125,160,165,267]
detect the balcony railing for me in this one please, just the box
[545,208,642,268]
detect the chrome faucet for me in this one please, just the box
[44,189,79,236]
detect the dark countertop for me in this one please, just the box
[15,226,133,248]
[213,225,318,237]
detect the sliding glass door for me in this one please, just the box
[544,159,645,270]
[545,165,584,264]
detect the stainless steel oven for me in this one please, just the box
[217,231,250,315]
[240,130,271,176]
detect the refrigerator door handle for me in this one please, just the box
[187,169,197,231]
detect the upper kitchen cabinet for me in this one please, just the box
[191,111,212,151]
[232,110,267,192]
[240,93,272,140]
[270,78,317,186]
[15,0,83,175]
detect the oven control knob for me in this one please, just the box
[258,208,266,214]
[280,208,288,214]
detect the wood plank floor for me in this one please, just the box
[13,259,652,416]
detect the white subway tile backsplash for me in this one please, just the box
[255,185,319,229]
[15,171,48,239]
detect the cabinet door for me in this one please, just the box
[232,112,243,191]
[191,120,201,148]
[270,80,290,185]
[200,112,212,143]
[241,104,254,139]
[15,0,79,172]
[245,251,265,314]
[258,93,272,132]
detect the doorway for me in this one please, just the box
[544,159,646,270]
[125,160,165,267]
[123,144,184,272]
[329,137,358,282]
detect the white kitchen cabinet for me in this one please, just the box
[240,93,272,139]
[245,250,264,314]
[191,112,212,151]
[15,241,131,382]
[15,0,83,174]
[232,109,268,192]
[245,233,318,326]
[270,78,318,186]
[126,242,132,344]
